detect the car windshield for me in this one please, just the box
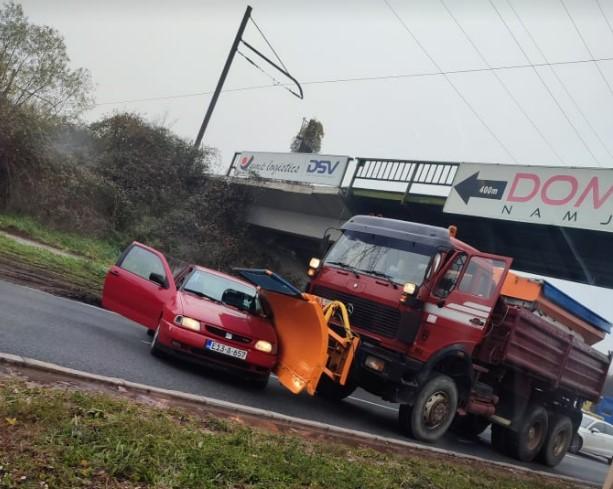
[182,270,258,313]
[324,230,435,285]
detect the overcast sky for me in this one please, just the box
[18,0,613,352]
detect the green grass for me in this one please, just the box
[0,213,121,302]
[0,379,581,489]
[0,213,120,263]
[0,233,109,302]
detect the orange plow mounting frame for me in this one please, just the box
[260,289,360,396]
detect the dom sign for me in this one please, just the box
[444,164,613,233]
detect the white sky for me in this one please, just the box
[18,0,613,352]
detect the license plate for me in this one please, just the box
[205,339,247,360]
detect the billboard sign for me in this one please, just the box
[232,151,350,187]
[444,163,613,233]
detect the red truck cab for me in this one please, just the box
[307,215,511,404]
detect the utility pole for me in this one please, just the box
[194,5,252,148]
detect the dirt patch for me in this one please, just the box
[0,228,82,259]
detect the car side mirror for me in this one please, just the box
[591,428,601,434]
[149,272,168,289]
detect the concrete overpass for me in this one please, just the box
[226,155,613,289]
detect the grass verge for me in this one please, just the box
[0,213,120,303]
[0,213,120,263]
[0,378,582,489]
[0,233,110,303]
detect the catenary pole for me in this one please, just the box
[194,5,252,148]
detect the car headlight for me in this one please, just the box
[254,340,273,353]
[175,315,201,332]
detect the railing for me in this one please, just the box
[348,158,459,201]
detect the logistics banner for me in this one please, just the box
[232,151,350,187]
[443,163,613,233]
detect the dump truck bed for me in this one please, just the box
[478,306,610,402]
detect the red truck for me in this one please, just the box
[304,215,611,467]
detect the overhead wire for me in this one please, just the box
[93,55,613,107]
[596,0,613,38]
[249,16,288,71]
[560,0,613,97]
[236,49,299,98]
[506,0,613,165]
[489,0,601,166]
[381,0,518,163]
[440,0,563,163]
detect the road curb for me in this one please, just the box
[0,352,596,487]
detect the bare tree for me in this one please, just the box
[290,117,324,153]
[0,2,93,118]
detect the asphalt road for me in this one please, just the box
[0,279,608,486]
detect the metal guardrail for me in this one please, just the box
[348,158,459,202]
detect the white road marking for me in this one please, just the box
[348,396,398,412]
[141,340,151,345]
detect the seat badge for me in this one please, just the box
[225,332,233,340]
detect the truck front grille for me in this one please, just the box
[311,285,401,338]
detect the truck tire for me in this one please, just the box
[537,414,573,467]
[506,405,549,462]
[450,413,490,438]
[398,374,458,443]
[315,375,357,401]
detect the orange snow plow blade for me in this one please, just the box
[234,269,359,396]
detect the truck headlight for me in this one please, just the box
[175,315,201,332]
[307,257,321,277]
[254,340,273,353]
[403,282,417,295]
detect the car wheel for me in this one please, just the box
[150,323,165,358]
[399,374,458,443]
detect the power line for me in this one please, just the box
[249,16,288,71]
[237,49,298,98]
[93,54,613,107]
[596,0,613,38]
[489,0,600,165]
[506,0,613,164]
[381,0,518,163]
[560,0,613,97]
[440,0,562,163]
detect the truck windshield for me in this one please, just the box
[324,230,434,285]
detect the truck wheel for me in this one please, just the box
[399,374,458,443]
[450,414,490,438]
[315,375,357,401]
[506,405,549,462]
[537,415,573,467]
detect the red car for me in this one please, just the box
[102,242,277,387]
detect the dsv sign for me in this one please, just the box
[307,160,341,175]
[233,151,350,187]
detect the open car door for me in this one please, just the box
[236,269,359,396]
[102,242,176,330]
